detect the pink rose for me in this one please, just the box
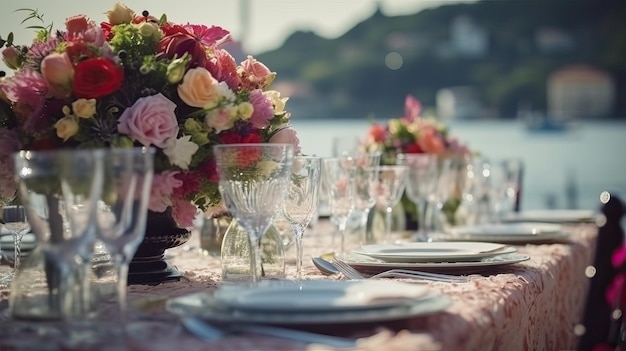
[269,127,301,155]
[248,89,273,129]
[171,197,197,228]
[148,171,182,213]
[41,52,74,98]
[118,93,179,148]
[240,56,275,90]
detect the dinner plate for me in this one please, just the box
[501,209,597,224]
[351,242,515,263]
[213,280,430,313]
[338,252,530,274]
[166,290,451,326]
[438,223,568,244]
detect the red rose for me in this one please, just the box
[219,130,262,144]
[404,143,423,154]
[72,58,123,98]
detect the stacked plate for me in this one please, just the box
[340,242,529,274]
[0,225,36,262]
[437,222,568,244]
[501,209,597,224]
[166,280,450,326]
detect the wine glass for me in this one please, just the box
[282,155,321,280]
[0,204,29,285]
[322,157,356,253]
[373,165,408,243]
[350,152,381,245]
[11,149,105,320]
[93,147,155,323]
[401,153,439,241]
[213,143,294,283]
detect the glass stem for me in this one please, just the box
[13,231,24,274]
[294,226,304,280]
[116,259,129,326]
[360,208,370,245]
[337,217,348,254]
[248,236,261,282]
[385,206,393,244]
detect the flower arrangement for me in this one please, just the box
[360,95,471,226]
[0,3,300,227]
[361,95,469,165]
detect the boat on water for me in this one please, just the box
[519,111,571,133]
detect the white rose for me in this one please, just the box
[72,98,96,118]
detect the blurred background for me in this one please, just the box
[1,0,625,211]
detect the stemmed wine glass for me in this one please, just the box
[214,143,294,283]
[350,152,381,245]
[322,157,356,253]
[0,204,29,285]
[281,155,321,280]
[93,147,155,323]
[401,153,439,241]
[11,149,105,320]
[373,165,408,243]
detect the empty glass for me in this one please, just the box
[322,157,356,253]
[373,165,408,243]
[401,154,439,241]
[93,147,155,322]
[11,149,105,320]
[214,143,294,283]
[282,155,321,280]
[0,205,29,284]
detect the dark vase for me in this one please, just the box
[127,208,192,285]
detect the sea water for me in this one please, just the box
[292,118,626,212]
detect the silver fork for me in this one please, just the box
[331,258,468,283]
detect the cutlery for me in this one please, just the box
[331,257,468,283]
[182,317,357,348]
[312,256,340,275]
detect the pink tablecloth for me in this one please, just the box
[0,220,597,351]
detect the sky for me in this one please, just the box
[0,0,476,60]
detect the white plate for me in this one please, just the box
[351,242,514,263]
[213,280,430,312]
[0,232,36,252]
[502,209,596,224]
[166,290,451,326]
[339,252,530,274]
[439,223,568,244]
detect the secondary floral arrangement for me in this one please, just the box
[0,3,300,227]
[360,95,471,226]
[361,95,469,165]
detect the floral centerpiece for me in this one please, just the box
[0,3,300,229]
[360,95,470,227]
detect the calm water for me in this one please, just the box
[292,119,626,211]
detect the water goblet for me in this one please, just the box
[11,149,105,320]
[214,143,294,283]
[350,152,381,245]
[93,147,155,323]
[282,155,321,280]
[322,157,356,253]
[373,165,408,243]
[401,153,439,241]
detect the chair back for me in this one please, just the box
[578,193,625,350]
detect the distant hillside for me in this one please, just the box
[258,0,626,119]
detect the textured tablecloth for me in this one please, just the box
[0,220,597,351]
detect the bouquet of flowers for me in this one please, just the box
[0,3,300,228]
[360,95,471,226]
[361,95,469,165]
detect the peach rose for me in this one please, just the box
[41,52,74,98]
[65,15,90,38]
[240,55,275,90]
[417,126,445,155]
[117,93,179,148]
[177,67,221,109]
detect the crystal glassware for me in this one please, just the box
[0,205,29,285]
[400,153,439,241]
[214,143,294,283]
[93,147,155,323]
[373,165,408,243]
[11,149,105,320]
[322,157,356,253]
[282,155,322,280]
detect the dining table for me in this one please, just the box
[0,217,597,351]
